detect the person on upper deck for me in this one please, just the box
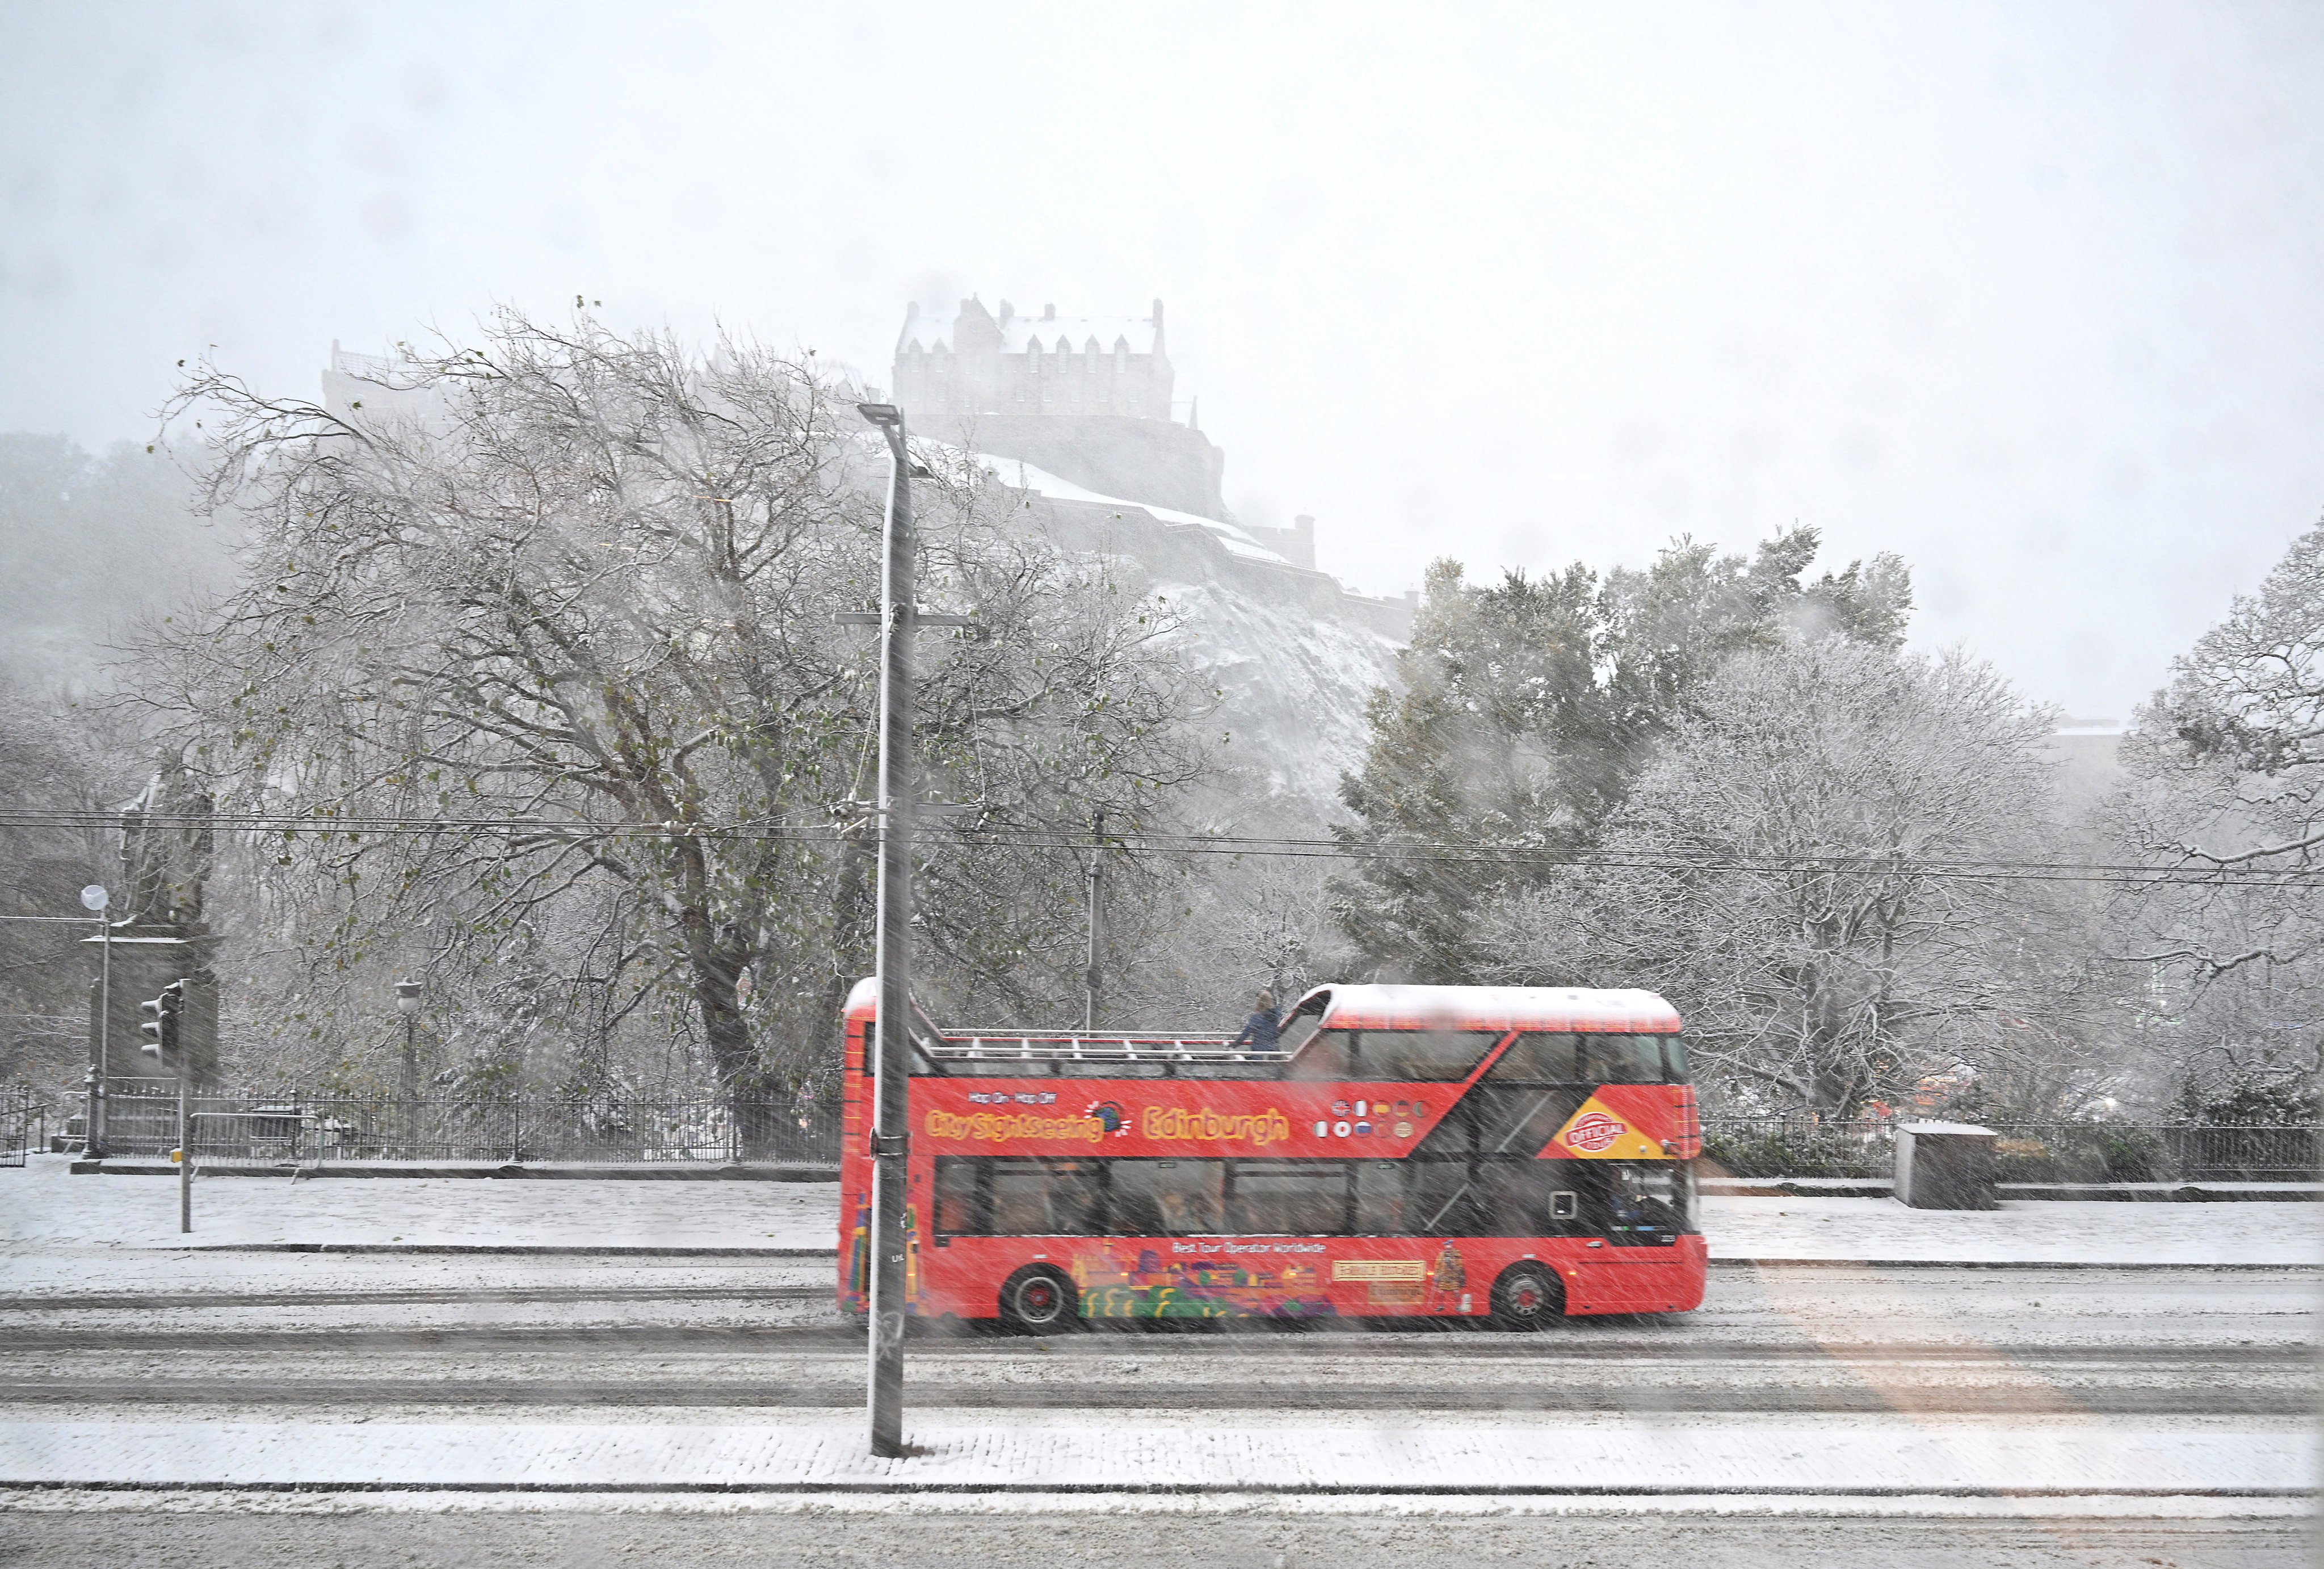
[1233,989,1280,1051]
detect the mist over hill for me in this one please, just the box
[0,435,231,690]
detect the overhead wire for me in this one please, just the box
[0,808,2317,888]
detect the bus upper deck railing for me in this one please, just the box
[926,1033,1292,1065]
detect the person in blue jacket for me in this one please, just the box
[1233,989,1280,1050]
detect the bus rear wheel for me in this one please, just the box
[999,1266,1079,1335]
[1490,1263,1564,1329]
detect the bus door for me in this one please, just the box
[1564,1162,1690,1308]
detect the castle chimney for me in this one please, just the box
[999,300,1014,326]
[1043,303,1056,320]
[1292,514,1317,571]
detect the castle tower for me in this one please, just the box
[895,297,1172,427]
[892,296,1226,521]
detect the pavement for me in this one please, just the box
[1,1411,2305,1495]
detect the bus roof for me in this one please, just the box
[844,977,1681,1035]
[1292,983,1680,1034]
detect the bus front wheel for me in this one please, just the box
[999,1266,1079,1335]
[1490,1263,1564,1329]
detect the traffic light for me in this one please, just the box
[138,980,186,1069]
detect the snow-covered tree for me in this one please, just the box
[135,311,1210,1123]
[2106,516,2324,1113]
[1480,638,2088,1116]
[1331,528,1911,981]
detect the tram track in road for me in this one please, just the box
[1,1324,2308,1419]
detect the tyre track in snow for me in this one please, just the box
[1,1263,2305,1419]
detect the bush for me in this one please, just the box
[1996,1128,2165,1184]
[1700,1127,1886,1180]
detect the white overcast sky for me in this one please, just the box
[4,1,2319,721]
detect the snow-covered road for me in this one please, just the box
[2,1155,2313,1515]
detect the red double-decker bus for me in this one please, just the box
[838,981,1705,1331]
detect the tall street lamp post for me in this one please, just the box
[394,979,422,1157]
[856,400,917,1459]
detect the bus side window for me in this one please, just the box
[1110,1159,1223,1235]
[1354,1162,1407,1234]
[1228,1161,1350,1235]
[1490,1031,1578,1082]
[1578,1034,1660,1085]
[934,1157,981,1237]
[1406,1159,1477,1236]
[1376,1030,1501,1081]
[1661,1037,1690,1084]
[1286,1031,1358,1081]
[1473,1159,1549,1236]
[989,1160,1058,1235]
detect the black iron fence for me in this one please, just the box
[1700,1115,2321,1183]
[0,1084,41,1168]
[68,1086,2319,1182]
[98,1085,842,1167]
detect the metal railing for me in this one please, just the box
[1699,1114,2321,1183]
[0,1084,42,1168]
[96,1086,842,1167]
[928,1031,1280,1067]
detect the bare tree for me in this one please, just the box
[133,311,1210,1125]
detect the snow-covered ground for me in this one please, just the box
[3,1157,2314,1266]
[0,1157,835,1252]
[0,1412,2305,1496]
[1699,1194,2322,1266]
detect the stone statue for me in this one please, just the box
[117,760,214,928]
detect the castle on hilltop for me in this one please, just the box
[885,295,1405,633]
[895,297,1176,426]
[892,296,1241,532]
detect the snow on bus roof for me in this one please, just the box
[1296,984,1680,1034]
[843,977,1682,1033]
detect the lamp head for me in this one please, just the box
[856,402,902,429]
[394,979,422,1015]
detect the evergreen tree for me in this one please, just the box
[1332,527,1911,981]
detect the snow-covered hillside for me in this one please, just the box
[1157,577,1403,832]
